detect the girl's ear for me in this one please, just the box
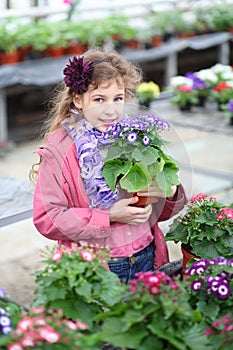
[73,94,83,110]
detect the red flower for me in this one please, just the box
[214,82,231,92]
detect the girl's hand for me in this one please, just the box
[109,196,152,225]
[136,180,177,200]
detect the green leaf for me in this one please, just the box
[102,159,131,190]
[100,319,148,348]
[131,146,160,165]
[192,239,226,259]
[51,299,100,327]
[120,162,152,192]
[104,141,125,160]
[74,280,92,300]
[156,162,180,197]
[184,324,210,350]
[148,157,165,176]
[137,335,164,350]
[164,222,189,244]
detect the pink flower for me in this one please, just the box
[30,306,45,315]
[17,317,34,332]
[63,0,72,4]
[149,284,160,294]
[220,207,233,219]
[21,335,35,347]
[177,85,193,92]
[76,320,89,330]
[217,213,225,221]
[51,250,62,262]
[190,193,208,203]
[80,250,94,262]
[7,343,23,350]
[39,326,61,344]
[64,320,78,330]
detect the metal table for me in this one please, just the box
[0,176,33,227]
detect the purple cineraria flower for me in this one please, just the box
[191,279,203,291]
[0,289,6,298]
[217,281,231,299]
[185,72,209,90]
[0,315,11,327]
[2,325,13,335]
[126,132,138,143]
[208,276,222,293]
[227,100,233,113]
[142,134,151,146]
[112,130,120,137]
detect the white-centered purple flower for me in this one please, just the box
[2,325,13,335]
[191,279,203,291]
[0,315,11,326]
[142,134,151,146]
[217,282,231,299]
[126,132,138,143]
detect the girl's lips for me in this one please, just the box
[101,120,117,126]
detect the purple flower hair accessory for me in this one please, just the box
[63,56,94,94]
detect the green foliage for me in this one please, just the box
[95,271,207,350]
[164,194,233,259]
[31,244,125,329]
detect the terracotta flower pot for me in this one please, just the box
[119,188,158,207]
[181,244,199,270]
[0,50,20,65]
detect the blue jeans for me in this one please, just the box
[108,241,154,283]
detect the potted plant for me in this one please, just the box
[31,244,125,328]
[169,75,199,111]
[136,81,160,108]
[164,193,233,267]
[95,270,207,349]
[102,113,180,205]
[0,20,20,64]
[212,82,233,110]
[0,306,101,349]
[184,257,233,329]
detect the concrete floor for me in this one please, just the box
[0,100,233,307]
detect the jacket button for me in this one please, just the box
[130,256,136,264]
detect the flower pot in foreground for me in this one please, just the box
[181,244,199,270]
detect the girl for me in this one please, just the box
[31,47,187,282]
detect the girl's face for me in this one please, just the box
[73,78,125,132]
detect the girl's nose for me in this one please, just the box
[104,103,116,115]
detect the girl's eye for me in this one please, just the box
[94,98,104,103]
[114,96,124,102]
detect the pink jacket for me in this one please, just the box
[33,128,187,268]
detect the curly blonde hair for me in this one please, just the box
[30,47,142,181]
